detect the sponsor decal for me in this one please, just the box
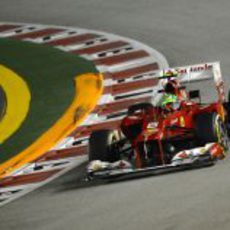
[161,63,213,77]
[175,63,213,74]
[170,118,178,125]
[179,116,185,127]
[146,122,158,135]
[147,122,158,129]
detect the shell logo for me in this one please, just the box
[0,65,31,144]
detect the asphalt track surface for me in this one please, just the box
[1,1,230,230]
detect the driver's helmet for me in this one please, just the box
[164,80,178,95]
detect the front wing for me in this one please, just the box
[87,159,214,181]
[86,142,225,181]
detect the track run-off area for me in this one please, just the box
[1,1,230,230]
[0,22,168,206]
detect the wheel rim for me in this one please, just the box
[108,131,120,161]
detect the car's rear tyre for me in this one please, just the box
[223,90,230,136]
[127,102,153,115]
[89,129,121,162]
[195,112,228,150]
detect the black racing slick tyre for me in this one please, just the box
[89,129,121,162]
[195,112,228,150]
[223,90,230,136]
[127,102,153,115]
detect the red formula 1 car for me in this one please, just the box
[87,62,230,180]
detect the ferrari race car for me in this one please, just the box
[86,62,230,180]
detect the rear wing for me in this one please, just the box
[158,62,225,102]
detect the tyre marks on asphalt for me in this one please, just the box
[0,22,168,206]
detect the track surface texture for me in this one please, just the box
[1,1,230,230]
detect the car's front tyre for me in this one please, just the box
[89,129,121,162]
